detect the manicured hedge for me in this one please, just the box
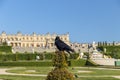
[44,53,54,60]
[0,52,98,67]
[85,59,99,66]
[0,53,80,61]
[1,54,16,61]
[69,59,86,67]
[69,59,98,67]
[0,53,53,61]
[0,59,98,67]
[0,61,52,67]
[0,46,12,53]
[70,53,79,59]
[0,59,87,67]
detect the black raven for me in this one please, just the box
[55,36,74,53]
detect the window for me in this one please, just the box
[23,37,25,40]
[64,38,67,41]
[37,37,39,40]
[37,44,40,47]
[27,37,29,40]
[15,38,18,41]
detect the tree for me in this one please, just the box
[46,51,74,80]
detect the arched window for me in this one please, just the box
[23,43,25,47]
[31,43,34,47]
[27,43,29,47]
[64,38,67,41]
[23,37,25,40]
[15,38,18,41]
[27,37,29,40]
[37,44,40,47]
[11,43,13,46]
[41,37,43,41]
[31,37,33,40]
[37,37,39,40]
[11,38,13,41]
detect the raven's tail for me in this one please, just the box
[68,49,75,53]
[71,49,75,53]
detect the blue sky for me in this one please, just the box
[0,0,120,43]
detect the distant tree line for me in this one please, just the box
[98,41,115,47]
[97,45,120,59]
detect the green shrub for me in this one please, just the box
[44,53,53,60]
[70,59,86,67]
[46,68,74,80]
[98,46,120,59]
[69,53,79,59]
[0,61,52,67]
[0,46,12,53]
[46,51,74,80]
[85,59,99,66]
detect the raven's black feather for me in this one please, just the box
[55,36,74,53]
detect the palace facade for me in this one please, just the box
[0,31,70,48]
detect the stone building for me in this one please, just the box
[0,31,70,53]
[70,42,89,53]
[70,41,98,53]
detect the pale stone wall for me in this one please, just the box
[0,31,70,48]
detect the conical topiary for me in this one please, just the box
[46,51,74,80]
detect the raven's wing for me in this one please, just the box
[55,39,74,52]
[55,39,67,50]
[63,44,74,53]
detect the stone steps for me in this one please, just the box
[91,58,116,66]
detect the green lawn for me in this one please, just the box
[7,67,120,76]
[69,67,120,76]
[0,67,120,80]
[0,75,45,80]
[0,75,119,80]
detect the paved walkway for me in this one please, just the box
[0,67,120,79]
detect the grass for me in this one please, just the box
[69,67,120,76]
[0,75,45,80]
[79,77,120,80]
[6,67,54,74]
[7,67,120,76]
[0,67,120,80]
[0,75,119,80]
